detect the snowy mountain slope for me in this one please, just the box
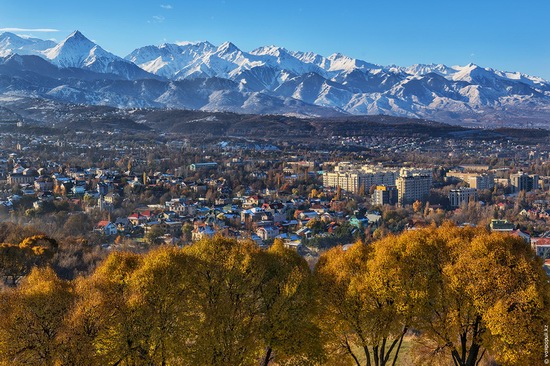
[0,32,56,57]
[126,41,216,79]
[0,30,549,127]
[42,31,157,80]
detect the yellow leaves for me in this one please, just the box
[0,267,73,366]
[316,222,550,366]
[0,235,58,285]
[316,238,410,364]
[18,234,57,250]
[0,227,546,366]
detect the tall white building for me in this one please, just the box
[468,174,494,190]
[445,171,494,191]
[396,169,432,206]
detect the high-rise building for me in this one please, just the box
[396,169,432,206]
[510,172,539,193]
[449,187,478,208]
[371,185,398,206]
[322,171,362,193]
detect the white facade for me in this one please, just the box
[322,163,399,193]
[396,171,432,206]
[449,187,478,208]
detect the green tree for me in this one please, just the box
[144,225,166,245]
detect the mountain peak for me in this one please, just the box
[217,41,239,54]
[251,45,289,57]
[0,32,57,57]
[63,30,93,45]
[176,40,214,47]
[0,32,19,39]
[44,30,118,71]
[328,52,353,61]
[68,30,86,39]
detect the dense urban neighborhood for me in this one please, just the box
[0,123,549,275]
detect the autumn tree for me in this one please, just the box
[182,236,265,365]
[316,224,550,366]
[315,240,412,366]
[0,235,57,286]
[387,223,550,366]
[69,251,145,366]
[412,200,423,213]
[445,229,550,366]
[126,246,196,365]
[0,267,74,366]
[258,239,322,365]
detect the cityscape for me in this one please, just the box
[0,1,549,365]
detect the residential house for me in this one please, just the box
[96,221,118,236]
[128,212,148,226]
[531,238,550,260]
[350,216,369,228]
[192,224,216,241]
[114,217,132,233]
[257,226,280,241]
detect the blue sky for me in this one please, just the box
[1,0,549,79]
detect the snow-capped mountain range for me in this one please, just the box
[1,30,549,127]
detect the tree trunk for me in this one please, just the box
[373,345,379,366]
[260,346,272,366]
[344,337,362,366]
[390,328,407,366]
[363,345,372,366]
[465,343,481,366]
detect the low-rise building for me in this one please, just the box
[449,187,478,208]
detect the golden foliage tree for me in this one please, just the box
[126,246,196,365]
[182,236,265,366]
[72,251,145,366]
[0,235,57,286]
[387,223,550,366]
[448,230,550,366]
[0,267,73,366]
[316,224,550,366]
[1,229,545,366]
[258,239,322,366]
[315,240,411,366]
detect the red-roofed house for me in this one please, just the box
[531,237,550,260]
[128,213,147,226]
[96,220,118,236]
